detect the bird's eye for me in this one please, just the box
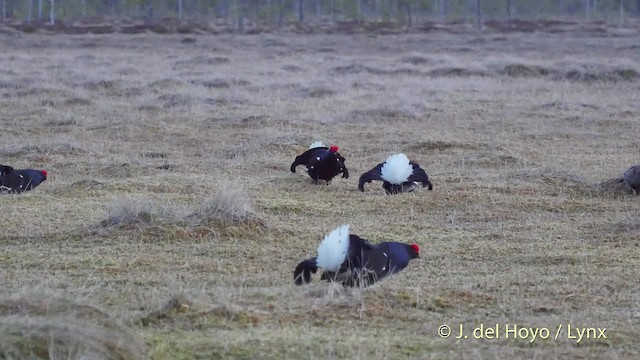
[316,157,320,161]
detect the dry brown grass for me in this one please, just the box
[1,27,640,359]
[0,290,148,360]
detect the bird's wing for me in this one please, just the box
[290,148,326,172]
[358,163,384,191]
[294,257,318,285]
[344,250,390,287]
[0,173,26,194]
[408,162,433,190]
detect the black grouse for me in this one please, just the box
[290,142,349,184]
[294,224,420,287]
[0,165,47,194]
[624,165,640,195]
[359,153,433,194]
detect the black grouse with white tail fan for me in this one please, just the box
[290,142,349,184]
[293,224,420,287]
[0,165,47,194]
[358,153,433,194]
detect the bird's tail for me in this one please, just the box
[316,224,350,272]
[309,141,326,149]
[294,258,318,285]
[381,153,413,184]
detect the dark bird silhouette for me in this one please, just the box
[358,153,432,194]
[294,224,420,287]
[0,165,47,194]
[624,165,640,195]
[290,142,349,184]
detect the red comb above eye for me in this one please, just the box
[410,244,420,253]
[41,170,47,177]
[329,145,339,153]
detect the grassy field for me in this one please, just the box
[1,23,640,359]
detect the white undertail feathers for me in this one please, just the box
[309,141,326,149]
[316,224,350,272]
[381,153,413,184]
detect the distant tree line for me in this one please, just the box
[1,0,640,28]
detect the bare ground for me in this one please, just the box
[0,27,639,359]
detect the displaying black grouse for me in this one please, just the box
[294,224,420,287]
[359,153,433,194]
[290,142,349,184]
[0,165,47,194]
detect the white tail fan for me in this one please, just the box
[309,141,326,149]
[381,153,413,184]
[316,224,350,272]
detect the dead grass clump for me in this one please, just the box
[427,67,488,77]
[0,143,84,157]
[298,86,335,98]
[399,56,432,65]
[148,79,186,90]
[346,107,417,121]
[192,79,230,89]
[498,63,552,77]
[174,56,230,68]
[329,64,372,75]
[558,67,640,82]
[187,187,261,226]
[158,93,194,108]
[83,80,119,91]
[597,177,633,195]
[64,97,92,106]
[100,197,171,228]
[0,291,149,360]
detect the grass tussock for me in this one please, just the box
[187,187,262,227]
[0,291,148,360]
[100,197,172,229]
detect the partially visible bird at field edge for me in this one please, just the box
[290,142,349,184]
[624,165,640,195]
[0,164,47,194]
[293,224,420,287]
[359,153,432,194]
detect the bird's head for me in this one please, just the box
[41,170,48,179]
[409,243,420,258]
[328,145,339,153]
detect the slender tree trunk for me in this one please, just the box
[315,0,320,18]
[27,0,32,23]
[406,1,412,27]
[178,0,183,19]
[81,0,86,16]
[475,0,482,31]
[49,0,54,24]
[356,0,361,22]
[1,0,5,20]
[37,0,42,20]
[506,0,511,27]
[440,0,446,17]
[298,0,303,22]
[619,0,625,26]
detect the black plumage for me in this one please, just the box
[294,226,420,288]
[358,154,433,195]
[0,165,47,194]
[290,145,349,184]
[624,165,640,195]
